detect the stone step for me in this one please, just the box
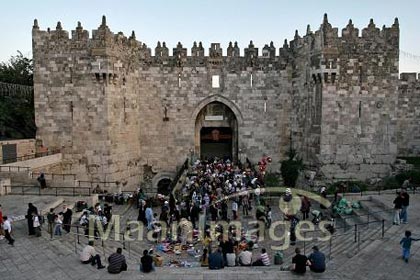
[279,222,385,269]
[359,198,394,222]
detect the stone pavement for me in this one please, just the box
[334,192,420,280]
[1,192,420,279]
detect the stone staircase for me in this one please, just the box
[40,202,147,265]
[29,192,394,277]
[275,195,393,271]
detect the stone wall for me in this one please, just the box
[0,139,36,162]
[32,14,405,190]
[397,73,420,156]
[317,17,400,180]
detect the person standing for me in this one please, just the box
[393,193,403,225]
[46,208,55,236]
[266,206,272,228]
[400,189,410,224]
[0,204,4,240]
[3,216,14,246]
[232,200,238,220]
[300,196,311,220]
[402,177,411,191]
[320,187,327,210]
[33,212,42,237]
[37,172,47,189]
[26,203,38,235]
[145,202,154,230]
[242,193,249,216]
[137,200,147,225]
[62,204,73,233]
[54,213,63,236]
[221,200,228,221]
[189,202,200,229]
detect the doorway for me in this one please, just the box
[195,101,238,161]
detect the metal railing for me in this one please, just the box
[77,180,120,192]
[60,216,387,264]
[169,158,189,196]
[339,208,394,231]
[7,185,93,196]
[0,165,30,172]
[301,219,386,260]
[338,186,417,197]
[30,171,77,181]
[0,149,61,164]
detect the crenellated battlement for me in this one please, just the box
[400,72,420,83]
[32,14,399,72]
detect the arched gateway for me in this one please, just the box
[193,98,241,162]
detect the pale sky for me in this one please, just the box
[1,0,419,73]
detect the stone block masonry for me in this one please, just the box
[397,73,420,156]
[32,14,418,191]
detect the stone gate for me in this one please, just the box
[31,14,420,191]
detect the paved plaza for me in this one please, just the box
[1,192,420,279]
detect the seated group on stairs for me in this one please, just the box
[289,246,326,274]
[79,241,156,274]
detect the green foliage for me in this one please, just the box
[395,170,420,185]
[381,176,400,190]
[327,180,368,194]
[264,172,280,188]
[397,157,420,169]
[280,149,303,187]
[0,51,35,139]
[0,51,33,85]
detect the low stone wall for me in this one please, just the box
[0,178,11,196]
[0,139,36,163]
[5,153,62,170]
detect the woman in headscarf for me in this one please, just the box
[26,203,38,235]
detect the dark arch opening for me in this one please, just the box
[195,101,238,162]
[157,178,172,195]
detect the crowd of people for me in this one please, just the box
[4,157,419,275]
[129,157,329,272]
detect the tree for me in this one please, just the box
[280,148,304,187]
[0,51,33,85]
[0,51,35,139]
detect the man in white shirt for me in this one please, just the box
[3,216,14,246]
[238,248,252,266]
[238,242,253,266]
[80,241,105,269]
[33,213,41,237]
